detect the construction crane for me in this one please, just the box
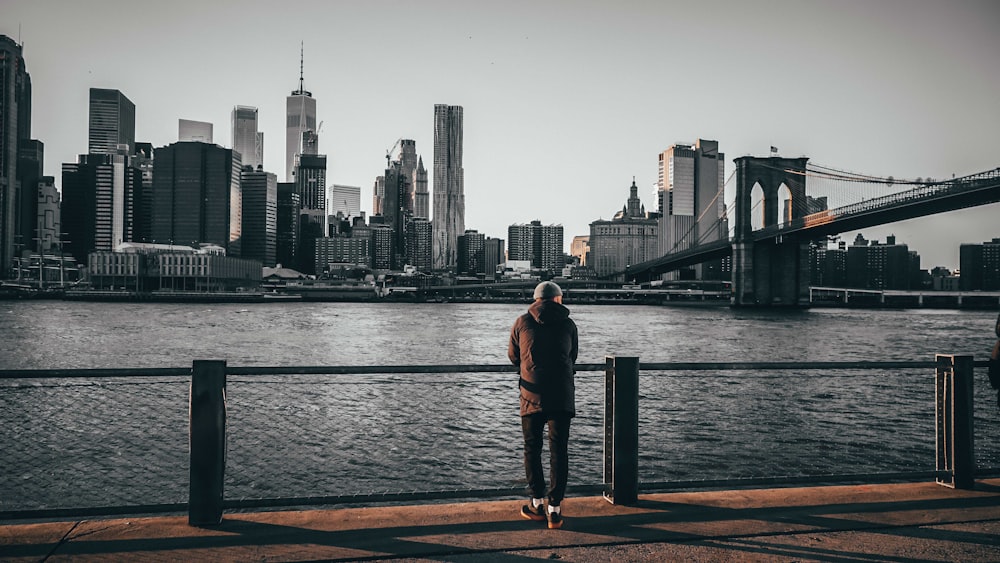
[385,138,403,167]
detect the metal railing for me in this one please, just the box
[0,355,994,524]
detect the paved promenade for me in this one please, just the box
[2,479,1000,562]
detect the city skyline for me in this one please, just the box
[2,0,998,269]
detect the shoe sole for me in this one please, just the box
[521,510,546,522]
[547,520,563,529]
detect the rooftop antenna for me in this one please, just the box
[298,41,304,94]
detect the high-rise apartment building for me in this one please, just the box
[406,217,433,272]
[178,119,213,143]
[960,238,1000,291]
[286,47,317,182]
[457,229,486,275]
[589,180,659,277]
[657,139,728,280]
[88,88,135,154]
[62,150,142,263]
[845,234,920,290]
[151,141,242,256]
[241,167,277,266]
[330,184,361,220]
[232,106,263,170]
[131,142,155,243]
[432,104,465,270]
[508,220,564,273]
[1,35,32,274]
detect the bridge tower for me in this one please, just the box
[732,156,810,307]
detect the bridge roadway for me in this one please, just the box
[3,479,1000,561]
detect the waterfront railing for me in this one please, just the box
[1,356,996,524]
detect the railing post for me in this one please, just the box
[935,354,974,489]
[604,355,639,505]
[189,360,227,525]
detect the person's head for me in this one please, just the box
[533,281,563,304]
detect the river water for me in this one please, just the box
[1,301,997,511]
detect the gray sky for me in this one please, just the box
[4,0,998,269]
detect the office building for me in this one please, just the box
[432,104,465,270]
[88,243,260,293]
[295,153,327,273]
[483,237,505,278]
[508,220,564,273]
[150,141,242,256]
[232,106,263,170]
[178,119,213,143]
[413,156,429,219]
[241,167,277,266]
[61,149,142,264]
[88,88,134,154]
[372,176,385,216]
[589,180,660,277]
[315,234,371,272]
[37,176,60,252]
[1,35,32,274]
[286,47,317,182]
[330,184,361,220]
[276,182,300,268]
[131,142,155,243]
[570,236,590,267]
[657,139,728,279]
[16,139,43,253]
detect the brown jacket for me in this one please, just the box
[509,299,578,417]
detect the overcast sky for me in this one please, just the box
[4,0,998,269]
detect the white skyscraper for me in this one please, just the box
[232,105,263,170]
[286,45,317,182]
[330,184,361,219]
[178,119,213,143]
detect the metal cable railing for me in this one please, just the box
[1,357,995,521]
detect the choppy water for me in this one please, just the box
[1,302,997,511]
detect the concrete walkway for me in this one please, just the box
[2,479,1000,562]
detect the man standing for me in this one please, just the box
[508,281,578,529]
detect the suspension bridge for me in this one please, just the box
[620,156,1000,306]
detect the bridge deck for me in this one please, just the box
[3,479,999,561]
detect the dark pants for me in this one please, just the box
[521,412,571,505]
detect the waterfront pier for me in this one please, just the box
[2,355,999,560]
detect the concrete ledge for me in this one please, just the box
[2,479,1000,562]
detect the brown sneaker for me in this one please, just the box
[520,503,546,522]
[547,509,563,529]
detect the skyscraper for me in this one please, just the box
[432,104,465,270]
[1,35,31,274]
[232,106,263,170]
[588,180,659,277]
[88,88,135,154]
[295,153,327,273]
[151,142,242,255]
[286,45,317,182]
[657,139,728,279]
[240,167,277,266]
[330,184,361,219]
[62,150,142,263]
[413,156,429,219]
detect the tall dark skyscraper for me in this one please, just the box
[432,104,464,271]
[151,142,242,255]
[276,182,300,269]
[0,35,32,275]
[241,166,277,266]
[88,88,135,154]
[62,150,142,263]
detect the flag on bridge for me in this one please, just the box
[770,146,778,154]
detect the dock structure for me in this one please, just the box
[3,480,1000,561]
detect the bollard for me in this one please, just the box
[603,355,639,505]
[189,360,227,525]
[935,354,974,489]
